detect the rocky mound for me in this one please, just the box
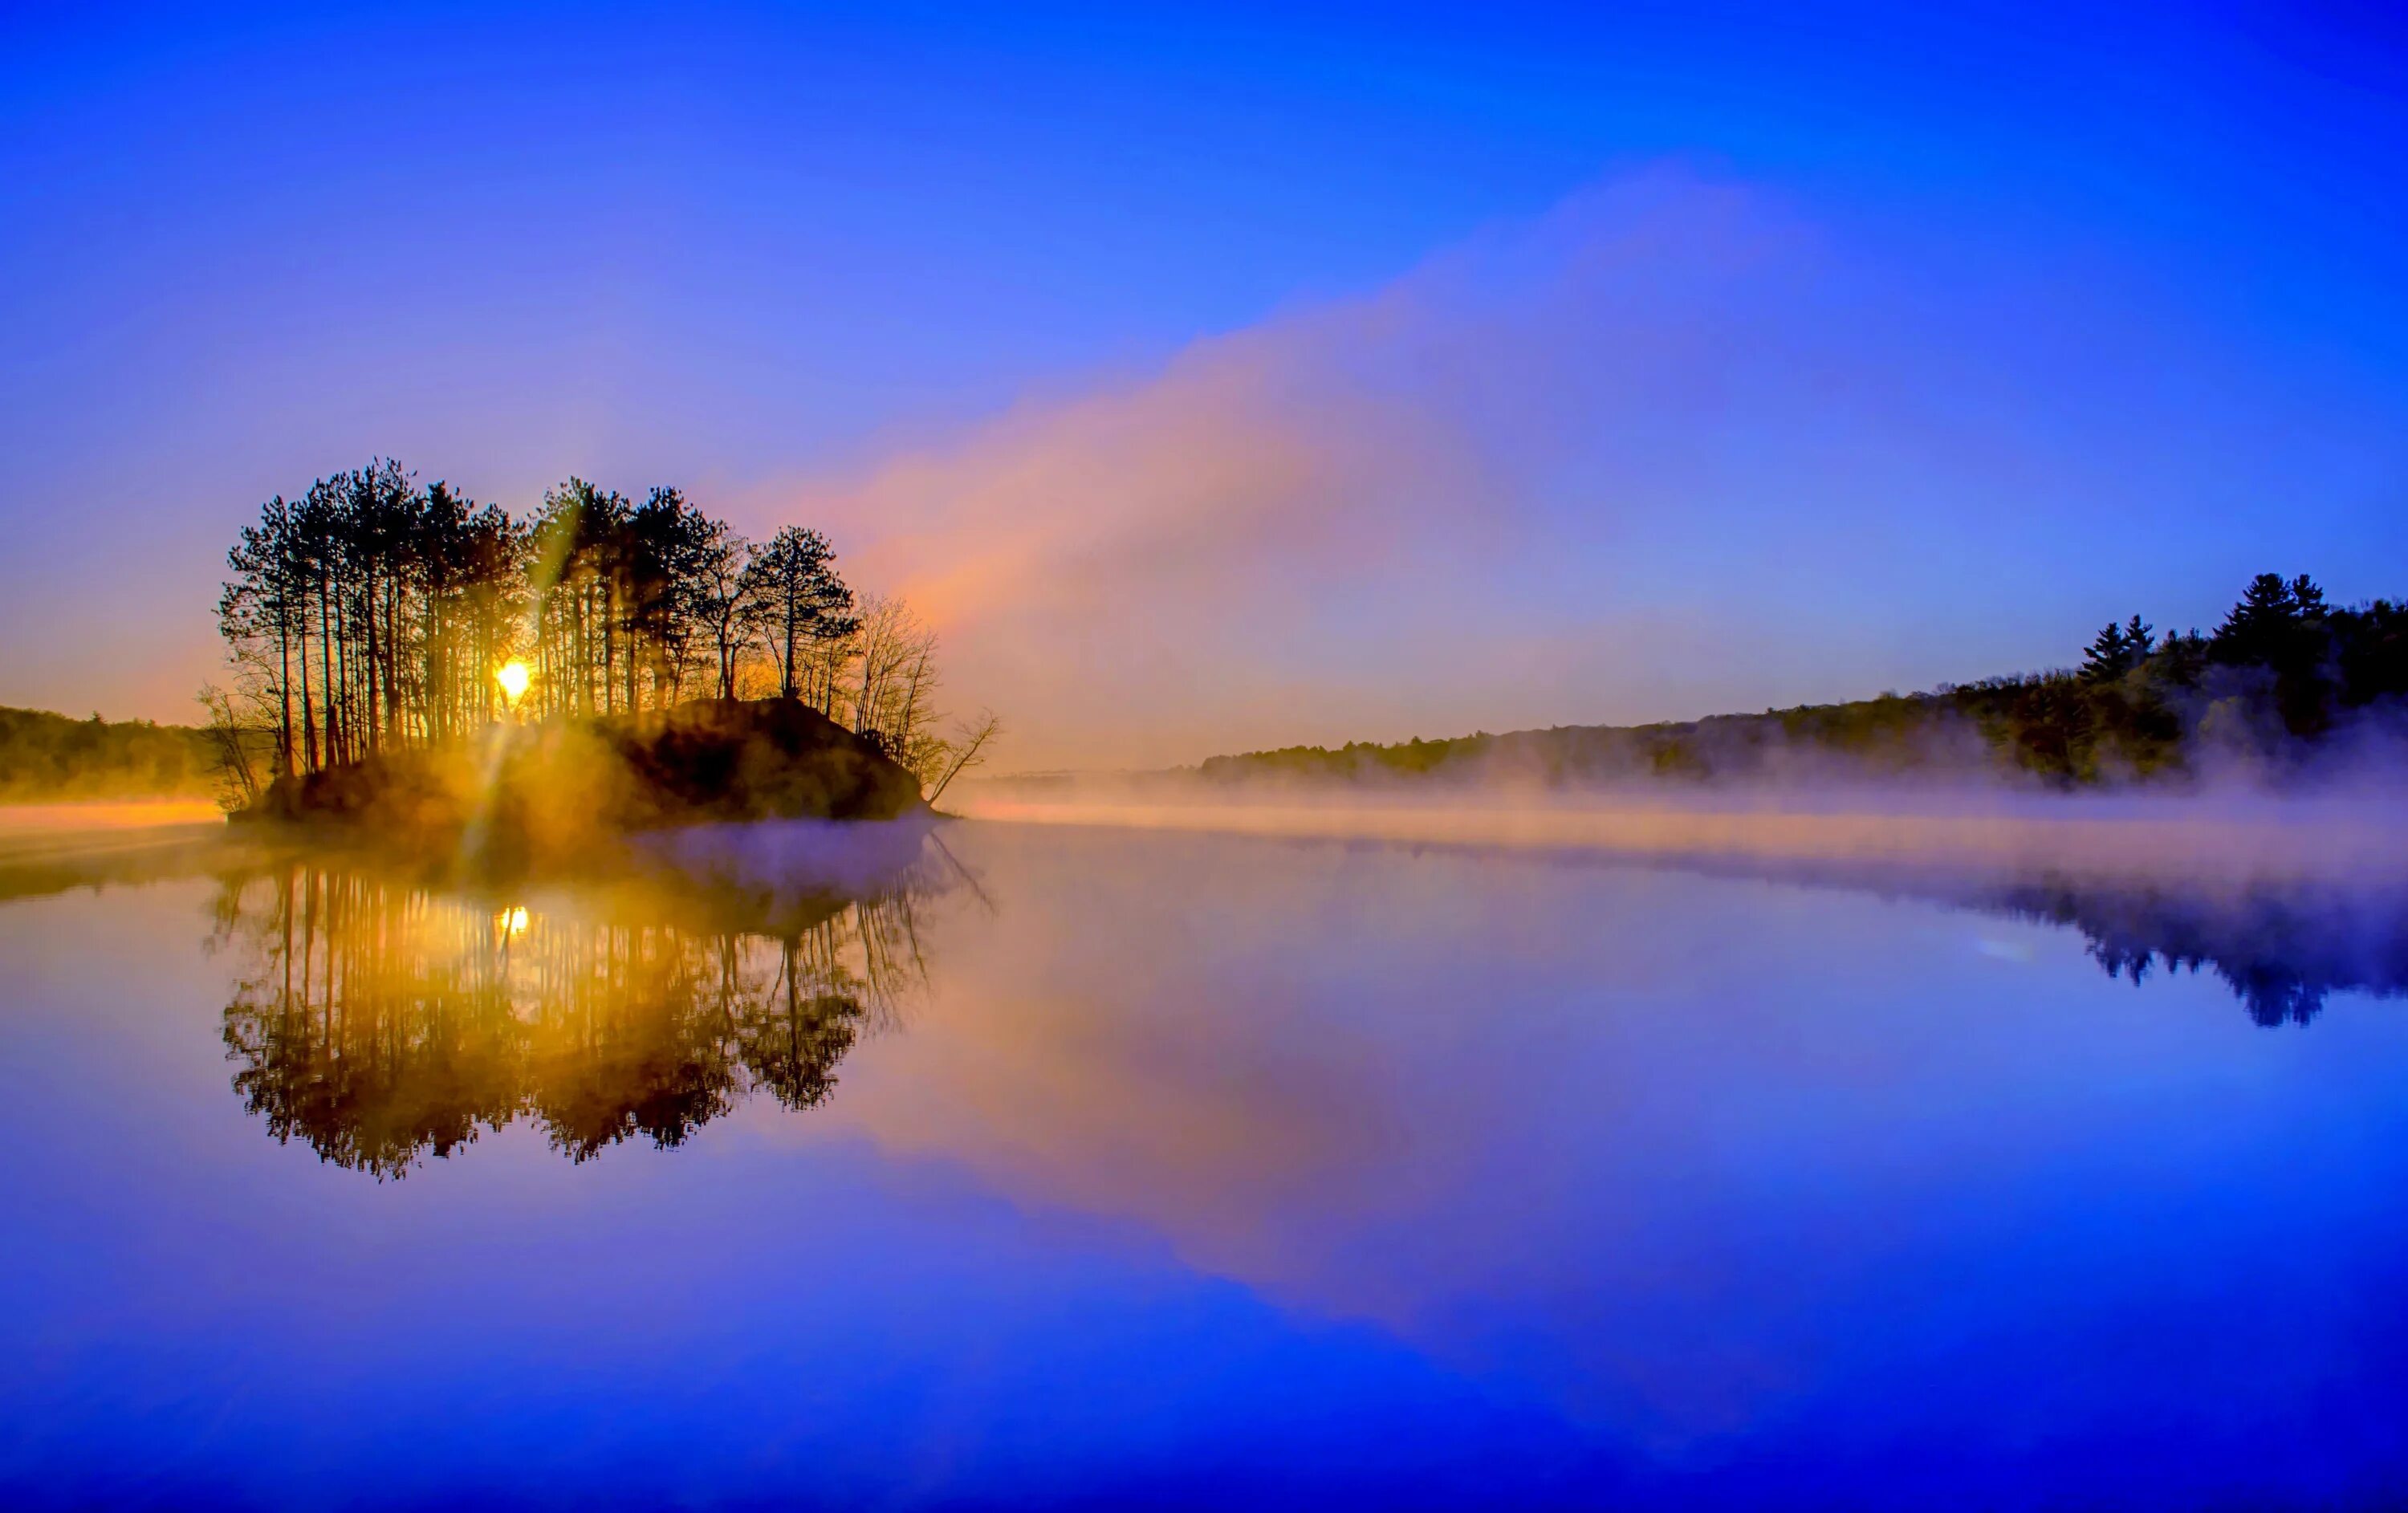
[243,698,925,856]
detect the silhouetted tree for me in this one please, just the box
[215,463,969,790]
[687,519,757,700]
[742,526,858,707]
[2081,615,2154,685]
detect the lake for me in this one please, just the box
[4,807,2407,1509]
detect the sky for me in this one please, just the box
[3,0,2406,769]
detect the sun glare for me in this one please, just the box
[495,659,531,704]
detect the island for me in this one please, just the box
[238,696,928,856]
[188,460,997,849]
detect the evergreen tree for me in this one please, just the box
[742,527,859,706]
[2211,572,2304,667]
[214,462,906,777]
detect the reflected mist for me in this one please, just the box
[962,793,2408,1027]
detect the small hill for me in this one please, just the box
[244,698,926,856]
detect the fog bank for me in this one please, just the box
[954,784,2408,886]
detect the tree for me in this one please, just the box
[2331,598,2408,708]
[742,527,857,706]
[214,462,950,785]
[218,495,303,776]
[2081,622,2129,685]
[2288,574,2328,620]
[2081,614,2154,685]
[530,478,633,718]
[925,710,1004,805]
[624,486,716,706]
[687,520,757,700]
[195,683,269,810]
[847,594,944,775]
[2212,572,2308,667]
[2208,571,2335,736]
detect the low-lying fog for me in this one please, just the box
[952,775,2408,885]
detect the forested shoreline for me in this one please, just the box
[13,567,2402,805]
[1202,574,2408,788]
[210,459,993,810]
[0,706,214,803]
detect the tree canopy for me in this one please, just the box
[214,460,964,802]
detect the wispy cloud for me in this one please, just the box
[738,170,1812,767]
[746,166,2391,769]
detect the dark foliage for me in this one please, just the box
[1202,574,2408,787]
[0,706,214,801]
[244,696,927,856]
[216,462,864,779]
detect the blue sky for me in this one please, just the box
[4,1,2405,763]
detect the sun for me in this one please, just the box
[495,659,531,704]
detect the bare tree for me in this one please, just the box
[925,710,1003,806]
[688,523,757,700]
[195,682,267,811]
[844,595,950,782]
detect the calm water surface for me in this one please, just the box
[4,816,2407,1509]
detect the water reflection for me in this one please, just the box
[1628,852,2408,1027]
[7,811,2403,1187]
[203,837,948,1177]
[6,816,2398,1051]
[1991,874,2406,1025]
[8,815,2408,1503]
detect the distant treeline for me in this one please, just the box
[0,706,213,803]
[214,459,978,805]
[1202,574,2408,787]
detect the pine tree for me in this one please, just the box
[2080,620,2131,684]
[2211,572,2301,667]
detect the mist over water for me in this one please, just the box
[0,800,223,836]
[956,779,2408,885]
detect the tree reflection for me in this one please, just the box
[211,851,942,1177]
[1981,874,2408,1027]
[10,817,2402,1061]
[1649,849,2408,1027]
